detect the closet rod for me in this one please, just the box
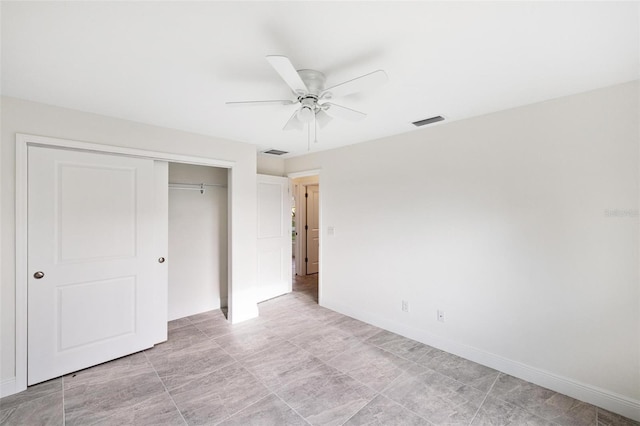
[168,182,227,194]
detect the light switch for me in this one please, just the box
[327,226,335,236]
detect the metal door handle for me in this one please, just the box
[158,257,165,263]
[34,271,45,279]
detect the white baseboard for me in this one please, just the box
[1,377,18,398]
[168,298,222,322]
[323,300,640,422]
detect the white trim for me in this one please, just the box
[13,133,242,397]
[17,133,236,168]
[1,377,17,398]
[15,137,28,394]
[287,169,321,179]
[324,299,640,422]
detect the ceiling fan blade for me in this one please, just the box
[226,100,296,107]
[266,55,308,96]
[315,109,333,128]
[321,70,388,99]
[283,109,304,131]
[322,102,367,121]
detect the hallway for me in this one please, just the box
[292,271,318,304]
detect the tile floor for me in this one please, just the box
[1,273,637,426]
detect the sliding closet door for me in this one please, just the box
[27,146,167,385]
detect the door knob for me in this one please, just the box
[158,257,165,263]
[34,271,45,279]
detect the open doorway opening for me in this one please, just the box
[168,163,228,320]
[290,174,319,304]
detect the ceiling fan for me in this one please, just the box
[226,55,388,133]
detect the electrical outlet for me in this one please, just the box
[437,310,445,322]
[401,300,409,312]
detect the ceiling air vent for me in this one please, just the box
[412,116,445,127]
[262,149,289,156]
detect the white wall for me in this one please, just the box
[168,163,228,320]
[1,97,258,392]
[285,81,640,417]
[257,154,285,176]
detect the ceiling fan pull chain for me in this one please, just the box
[314,114,318,144]
[307,123,311,151]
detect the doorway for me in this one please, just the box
[305,184,320,274]
[290,173,320,304]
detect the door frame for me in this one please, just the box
[304,184,320,275]
[288,170,321,300]
[15,133,236,394]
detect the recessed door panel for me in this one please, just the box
[258,182,284,238]
[257,247,286,302]
[58,276,136,350]
[57,164,137,262]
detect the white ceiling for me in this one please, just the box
[2,2,638,157]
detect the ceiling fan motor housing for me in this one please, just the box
[296,69,327,122]
[297,69,326,96]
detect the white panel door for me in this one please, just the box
[27,146,166,385]
[306,185,320,274]
[257,175,292,302]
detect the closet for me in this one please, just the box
[168,163,228,320]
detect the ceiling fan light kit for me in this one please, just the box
[296,106,314,123]
[226,55,388,145]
